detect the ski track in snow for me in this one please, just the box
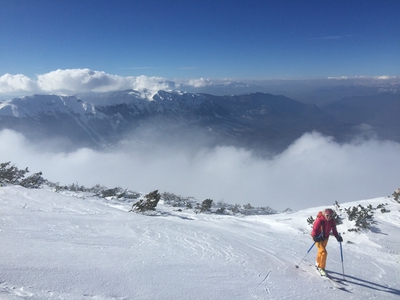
[0,186,400,299]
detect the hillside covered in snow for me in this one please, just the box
[1,175,399,299]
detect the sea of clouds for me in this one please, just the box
[1,128,399,211]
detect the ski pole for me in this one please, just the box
[295,232,322,268]
[339,235,345,280]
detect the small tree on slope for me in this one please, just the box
[0,161,44,188]
[130,190,161,213]
[0,161,29,185]
[393,188,400,203]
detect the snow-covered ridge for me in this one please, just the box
[0,90,224,150]
[0,94,96,118]
[0,89,230,150]
[0,90,208,117]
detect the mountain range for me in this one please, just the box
[0,90,399,153]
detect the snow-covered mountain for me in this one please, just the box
[0,90,340,152]
[1,183,399,299]
[0,91,226,148]
[1,90,399,153]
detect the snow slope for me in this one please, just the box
[0,95,96,118]
[0,185,399,299]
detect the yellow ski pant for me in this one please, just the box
[316,238,329,269]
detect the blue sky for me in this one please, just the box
[0,0,399,80]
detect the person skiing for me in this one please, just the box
[311,208,343,276]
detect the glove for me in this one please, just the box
[313,235,321,242]
[336,235,343,242]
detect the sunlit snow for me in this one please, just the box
[1,185,399,299]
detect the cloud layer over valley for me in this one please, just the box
[1,129,399,211]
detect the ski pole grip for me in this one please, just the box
[308,232,323,253]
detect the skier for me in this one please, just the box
[311,208,343,276]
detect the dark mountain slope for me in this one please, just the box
[205,92,346,150]
[320,93,400,141]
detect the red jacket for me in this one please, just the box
[311,215,339,239]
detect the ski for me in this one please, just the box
[295,262,348,291]
[326,274,348,285]
[315,268,347,290]
[324,273,348,290]
[323,274,341,289]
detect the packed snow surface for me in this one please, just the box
[1,185,399,299]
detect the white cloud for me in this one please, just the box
[1,129,400,211]
[0,69,176,95]
[37,68,131,92]
[1,69,399,96]
[186,78,212,88]
[327,75,398,80]
[0,69,223,96]
[130,75,172,91]
[0,73,38,94]
[373,75,397,80]
[36,69,177,93]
